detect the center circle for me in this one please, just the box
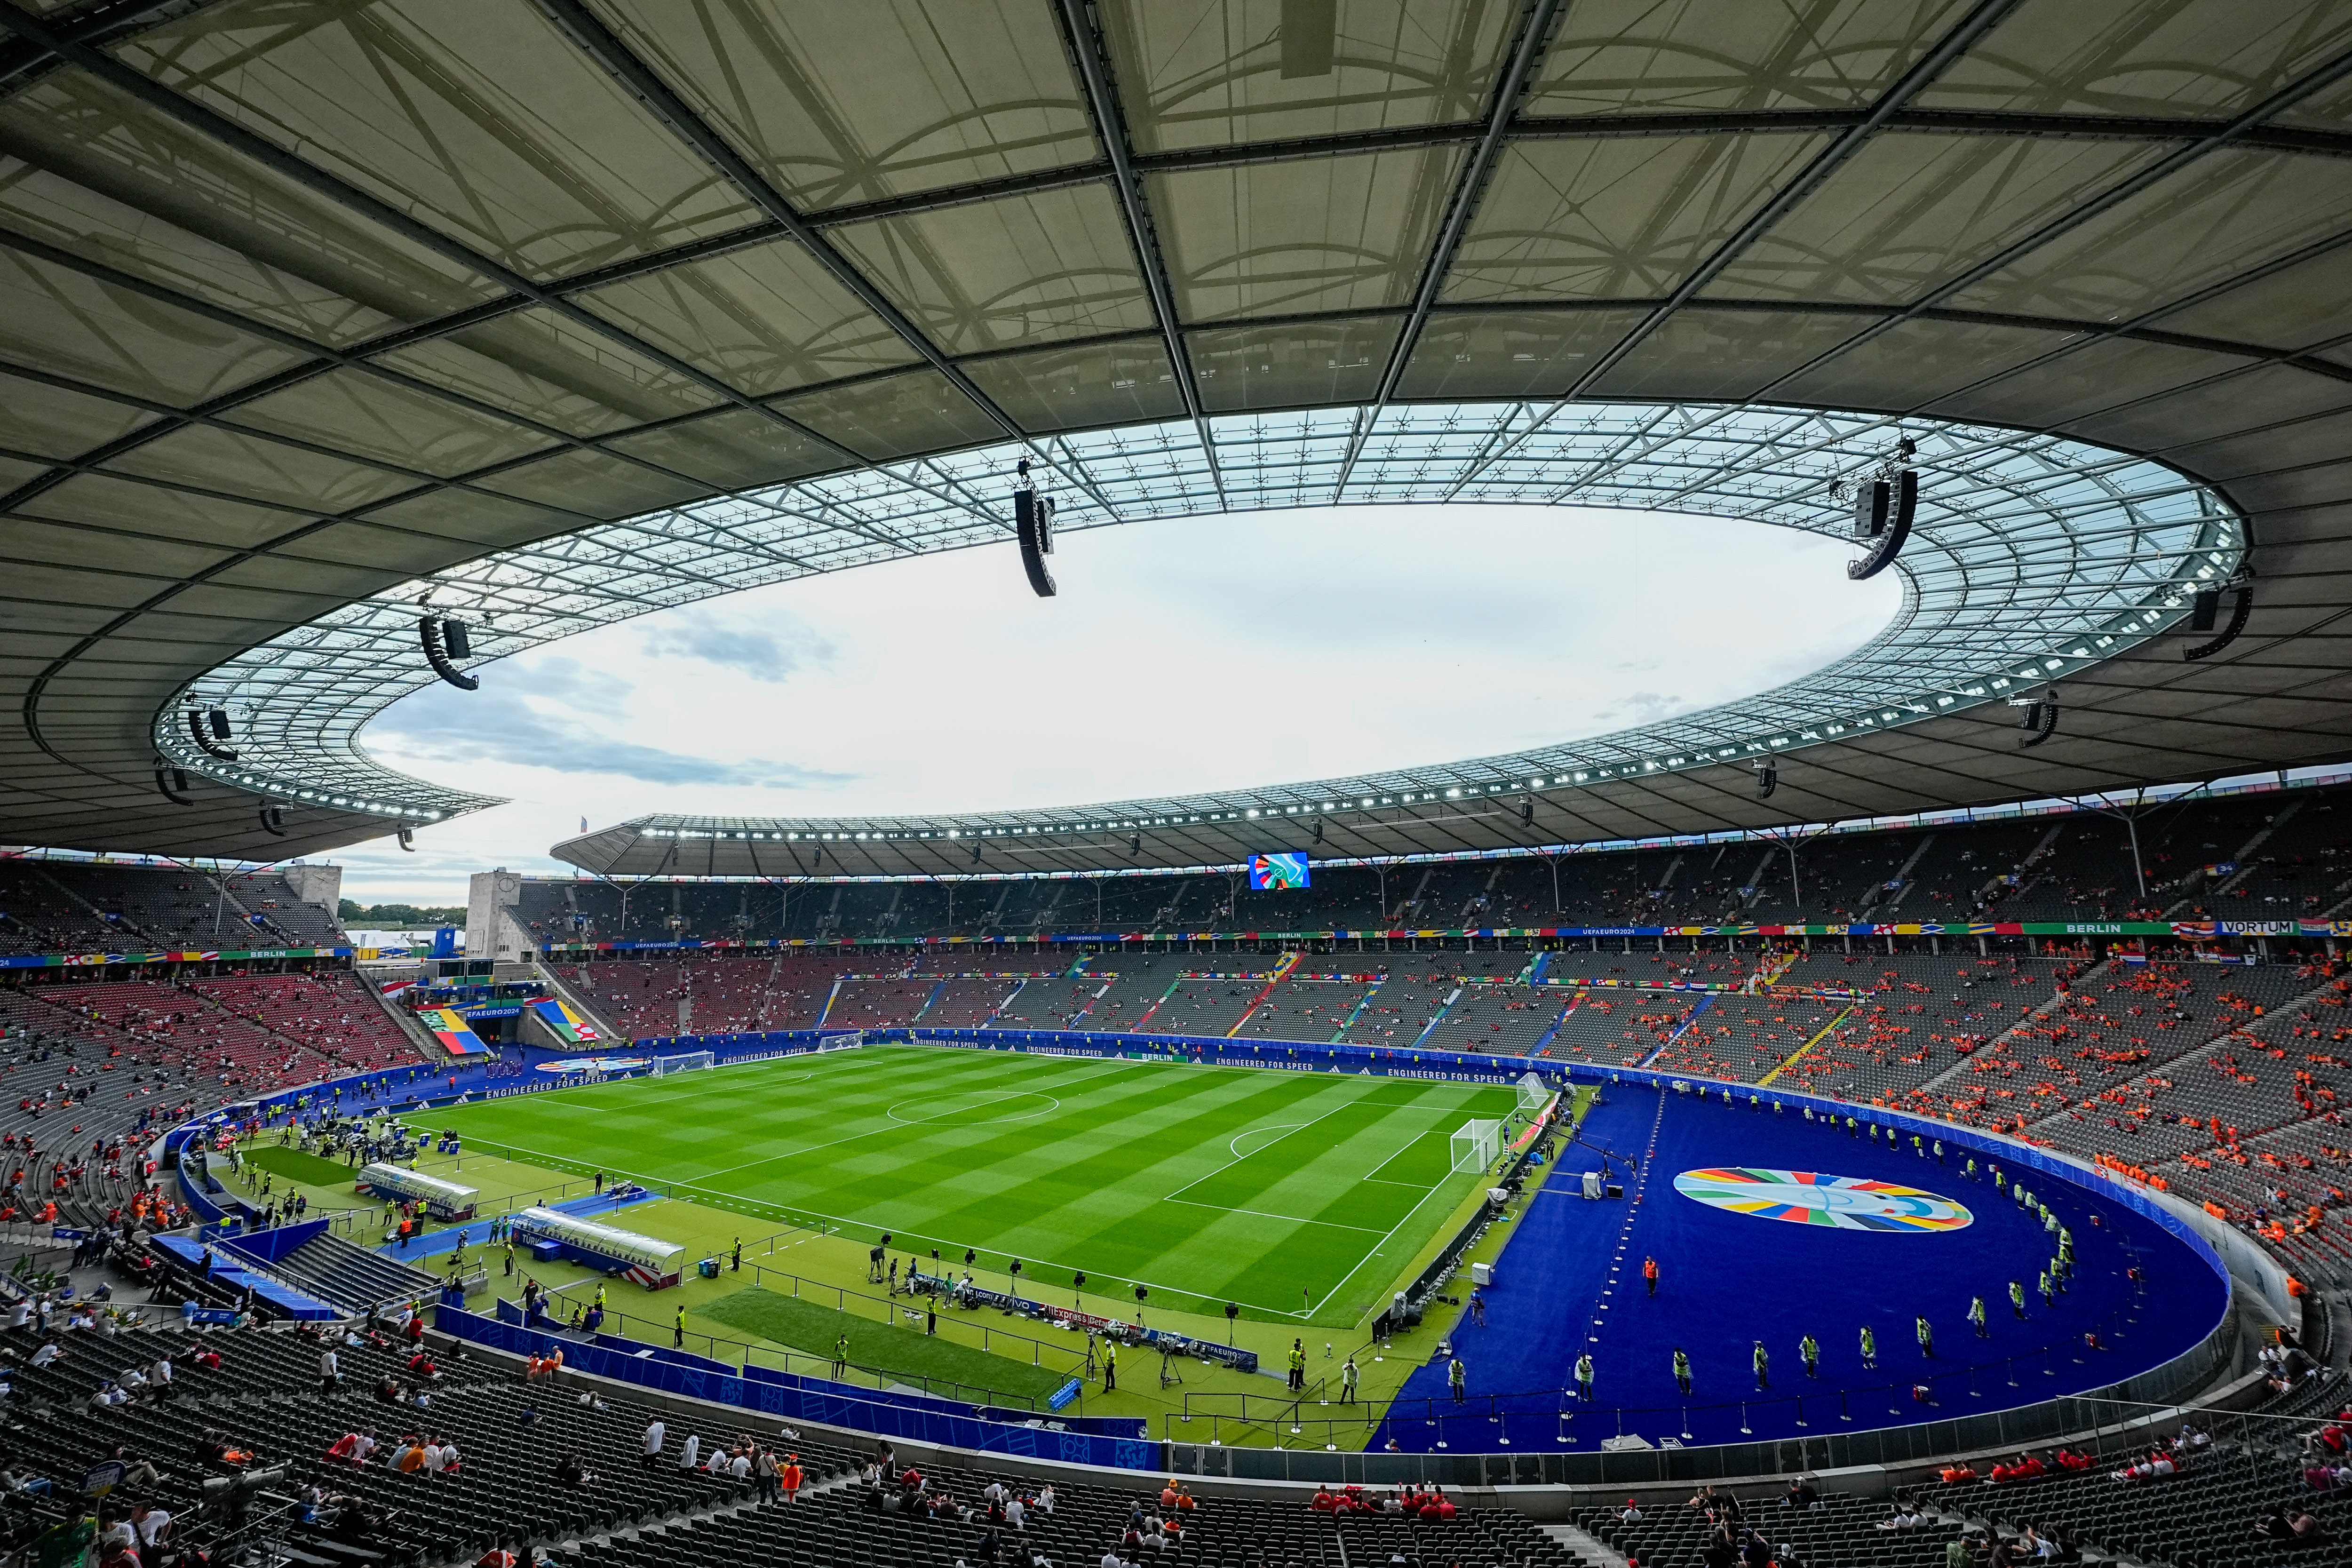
[886,1090,1061,1126]
[1673,1167,1973,1232]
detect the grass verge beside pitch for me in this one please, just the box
[240,1144,361,1187]
[701,1285,1068,1401]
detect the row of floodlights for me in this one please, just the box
[159,701,439,849]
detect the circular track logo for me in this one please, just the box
[1673,1168,1973,1233]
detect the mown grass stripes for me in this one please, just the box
[430,1046,1512,1326]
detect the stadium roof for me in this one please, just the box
[4,0,2351,869]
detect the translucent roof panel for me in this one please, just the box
[1526,0,1978,117]
[116,0,760,281]
[1698,133,2166,307]
[1911,0,2352,117]
[1444,134,1830,303]
[1153,147,1463,319]
[573,237,922,398]
[1100,0,1507,152]
[5,0,2350,863]
[827,185,1159,354]
[162,400,2243,842]
[588,0,1099,208]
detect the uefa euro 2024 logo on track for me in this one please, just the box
[1673,1168,1973,1233]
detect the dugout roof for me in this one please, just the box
[2,0,2350,871]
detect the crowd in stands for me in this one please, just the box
[0,861,340,955]
[1,970,414,1104]
[511,787,2352,945]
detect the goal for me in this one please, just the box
[1450,1119,1503,1174]
[1516,1072,1550,1116]
[652,1051,715,1076]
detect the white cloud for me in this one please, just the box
[331,503,1897,903]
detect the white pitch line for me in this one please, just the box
[1160,1092,1367,1202]
[1162,1196,1391,1234]
[1296,1166,1463,1321]
[677,1057,1146,1183]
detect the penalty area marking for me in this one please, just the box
[1229,1124,1303,1160]
[1360,1130,1439,1186]
[1163,1196,1391,1234]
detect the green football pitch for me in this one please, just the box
[429,1044,1517,1327]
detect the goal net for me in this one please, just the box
[652,1051,715,1076]
[1516,1072,1550,1116]
[1450,1119,1503,1174]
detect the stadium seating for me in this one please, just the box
[913,977,1025,1027]
[1581,1490,1969,1568]
[0,861,344,951]
[1229,977,1381,1043]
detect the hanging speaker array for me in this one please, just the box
[1015,484,1057,598]
[188,706,238,762]
[2010,686,2060,749]
[1846,467,1916,580]
[2183,570,2254,661]
[420,616,480,690]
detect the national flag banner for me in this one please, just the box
[421,1006,488,1056]
[531,996,600,1045]
[378,977,416,1001]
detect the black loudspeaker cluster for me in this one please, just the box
[2012,688,2060,749]
[420,616,480,690]
[188,706,238,762]
[1015,486,1056,597]
[2184,573,2254,661]
[1847,467,1916,580]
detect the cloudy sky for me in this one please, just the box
[332,503,1898,906]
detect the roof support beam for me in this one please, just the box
[0,1,870,472]
[1050,0,1226,505]
[531,0,1046,470]
[1566,0,2027,398]
[1332,0,1564,495]
[1755,41,2352,407]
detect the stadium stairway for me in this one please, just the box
[274,1229,444,1312]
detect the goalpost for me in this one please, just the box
[652,1050,715,1076]
[1450,1118,1503,1174]
[1516,1071,1550,1117]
